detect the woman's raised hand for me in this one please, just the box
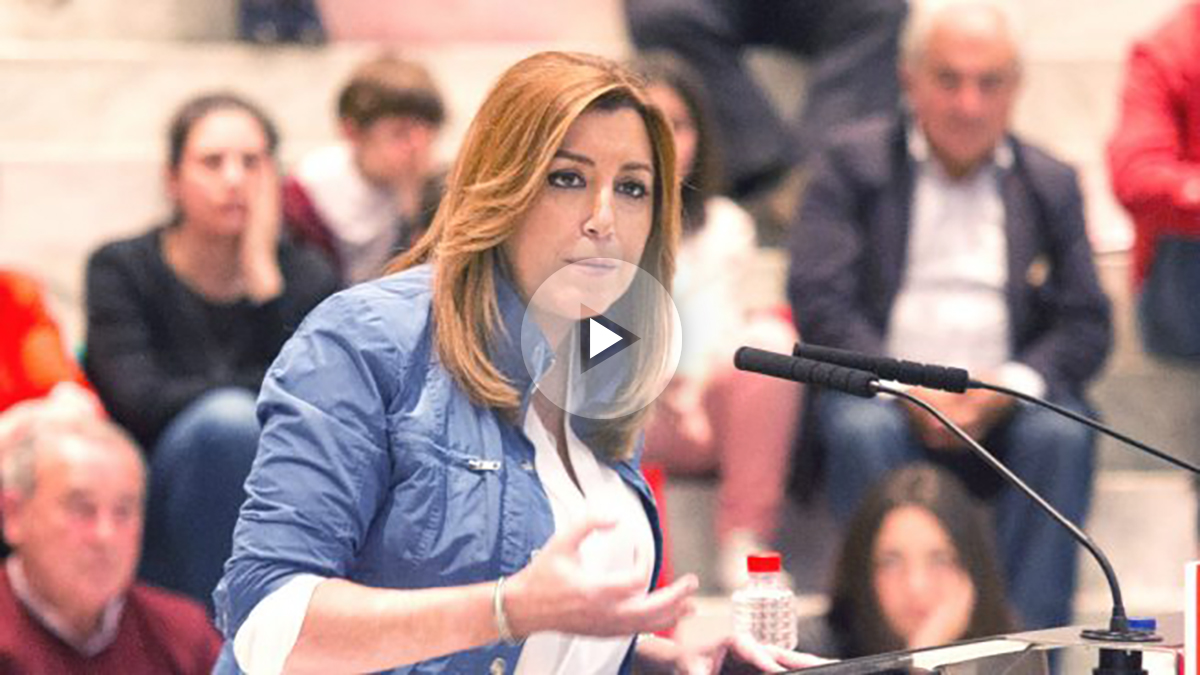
[240,158,284,303]
[502,516,699,639]
[908,570,976,650]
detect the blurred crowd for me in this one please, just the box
[2,0,1197,672]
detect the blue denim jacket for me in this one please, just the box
[213,264,662,674]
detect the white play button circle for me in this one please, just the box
[520,258,680,420]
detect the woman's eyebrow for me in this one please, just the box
[554,148,593,165]
[554,149,653,176]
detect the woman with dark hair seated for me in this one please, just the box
[84,92,338,608]
[798,463,1040,670]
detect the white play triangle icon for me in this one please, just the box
[589,318,622,358]
[579,306,640,373]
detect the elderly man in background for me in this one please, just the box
[788,0,1112,630]
[0,412,220,672]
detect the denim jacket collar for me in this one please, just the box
[491,268,555,418]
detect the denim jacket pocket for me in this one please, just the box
[381,436,503,579]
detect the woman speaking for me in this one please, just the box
[214,51,823,674]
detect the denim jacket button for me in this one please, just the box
[489,656,506,674]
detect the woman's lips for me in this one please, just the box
[566,258,620,276]
[219,203,249,219]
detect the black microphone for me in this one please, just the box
[733,347,879,399]
[793,342,1200,476]
[793,342,969,392]
[735,347,1162,672]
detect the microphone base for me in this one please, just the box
[1080,627,1162,643]
[1092,647,1148,675]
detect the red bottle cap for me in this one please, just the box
[746,552,783,573]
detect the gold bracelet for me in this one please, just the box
[493,576,521,645]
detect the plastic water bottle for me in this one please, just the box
[731,551,797,650]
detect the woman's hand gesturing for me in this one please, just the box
[502,517,699,639]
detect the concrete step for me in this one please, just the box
[0,40,628,158]
[0,0,237,41]
[0,0,626,44]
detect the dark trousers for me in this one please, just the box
[140,388,260,612]
[625,0,907,197]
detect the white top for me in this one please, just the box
[887,128,1046,398]
[293,143,404,285]
[231,400,654,675]
[514,401,655,674]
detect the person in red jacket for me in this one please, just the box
[0,269,93,414]
[0,411,220,673]
[1108,2,1200,357]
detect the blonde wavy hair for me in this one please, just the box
[389,51,680,461]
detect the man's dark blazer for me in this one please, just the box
[787,115,1112,401]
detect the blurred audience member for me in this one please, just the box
[1109,2,1200,359]
[633,52,802,592]
[238,0,325,44]
[625,0,907,232]
[796,465,1044,671]
[84,92,337,607]
[284,52,446,285]
[0,412,220,672]
[0,269,95,414]
[788,0,1111,629]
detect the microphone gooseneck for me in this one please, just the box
[875,383,1151,643]
[969,379,1200,476]
[794,342,1200,476]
